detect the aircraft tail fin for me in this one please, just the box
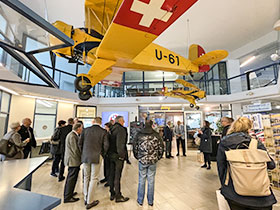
[188,44,210,72]
[189,44,228,72]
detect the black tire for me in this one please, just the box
[74,76,91,91]
[195,106,200,110]
[190,103,194,108]
[78,90,92,101]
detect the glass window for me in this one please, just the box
[125,71,143,82]
[60,73,75,92]
[35,100,57,115]
[78,64,91,74]
[164,72,178,82]
[125,83,143,96]
[33,115,56,138]
[144,71,163,82]
[33,100,57,139]
[0,113,8,138]
[1,92,10,113]
[0,14,7,33]
[185,112,201,129]
[56,56,77,75]
[144,83,163,96]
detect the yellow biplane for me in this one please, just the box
[50,0,228,100]
[161,79,206,110]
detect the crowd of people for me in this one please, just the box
[0,115,278,209]
[47,116,164,209]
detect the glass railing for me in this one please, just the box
[228,63,279,94]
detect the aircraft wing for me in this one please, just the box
[175,79,199,90]
[85,0,124,36]
[96,0,198,61]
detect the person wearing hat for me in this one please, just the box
[0,122,30,161]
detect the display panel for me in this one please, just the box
[102,111,129,127]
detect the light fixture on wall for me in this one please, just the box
[240,56,256,68]
[274,20,280,31]
[22,95,78,104]
[36,99,52,108]
[0,85,19,95]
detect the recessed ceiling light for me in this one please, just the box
[0,85,19,95]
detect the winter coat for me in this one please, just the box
[3,130,27,160]
[79,124,109,164]
[217,132,277,208]
[50,127,62,155]
[133,126,164,165]
[108,123,127,160]
[198,127,212,153]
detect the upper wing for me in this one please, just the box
[85,0,124,36]
[96,0,198,61]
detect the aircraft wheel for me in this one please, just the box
[78,90,92,101]
[74,76,91,91]
[190,103,194,108]
[195,106,200,110]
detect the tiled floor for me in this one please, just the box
[32,151,280,210]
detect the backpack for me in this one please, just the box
[225,138,272,196]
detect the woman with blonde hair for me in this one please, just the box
[0,122,30,161]
[217,117,277,210]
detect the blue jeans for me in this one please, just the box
[137,162,156,205]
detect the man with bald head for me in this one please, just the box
[18,118,37,158]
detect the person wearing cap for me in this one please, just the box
[0,122,30,161]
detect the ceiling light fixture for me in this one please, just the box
[240,56,256,68]
[0,85,19,95]
[23,95,78,104]
[57,99,79,104]
[204,107,211,112]
[36,99,52,108]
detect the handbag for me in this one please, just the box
[0,138,19,158]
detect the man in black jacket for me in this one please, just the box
[108,116,129,203]
[58,118,74,181]
[163,121,174,158]
[79,117,109,209]
[18,118,37,159]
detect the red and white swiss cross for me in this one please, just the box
[113,0,198,36]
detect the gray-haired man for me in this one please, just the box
[79,117,109,209]
[64,123,83,203]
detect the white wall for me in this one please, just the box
[8,95,36,129]
[229,31,278,59]
[56,102,75,124]
[8,95,75,131]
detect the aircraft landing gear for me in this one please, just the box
[74,75,92,91]
[195,106,200,110]
[78,90,92,101]
[190,103,194,108]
